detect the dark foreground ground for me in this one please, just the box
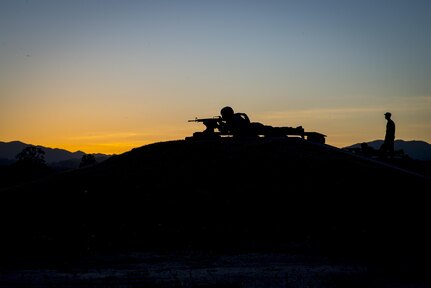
[1,138,430,287]
[2,249,431,288]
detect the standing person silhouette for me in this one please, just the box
[380,112,396,159]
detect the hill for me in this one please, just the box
[344,139,431,161]
[1,138,430,283]
[0,141,111,169]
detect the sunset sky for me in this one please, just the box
[1,0,430,154]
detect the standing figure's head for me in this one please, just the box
[221,106,234,120]
[384,112,392,120]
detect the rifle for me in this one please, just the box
[188,116,223,134]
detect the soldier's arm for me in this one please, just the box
[238,113,251,124]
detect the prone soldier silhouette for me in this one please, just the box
[218,106,255,137]
[188,106,326,144]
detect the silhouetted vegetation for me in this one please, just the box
[79,153,97,168]
[15,145,46,165]
[0,146,52,187]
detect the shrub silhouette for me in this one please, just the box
[16,145,46,165]
[79,153,97,168]
[4,145,52,185]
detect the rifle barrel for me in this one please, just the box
[188,117,221,122]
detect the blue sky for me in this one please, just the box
[1,0,430,153]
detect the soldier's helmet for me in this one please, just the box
[221,106,234,119]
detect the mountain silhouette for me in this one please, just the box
[1,138,430,277]
[0,141,111,169]
[344,139,431,161]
